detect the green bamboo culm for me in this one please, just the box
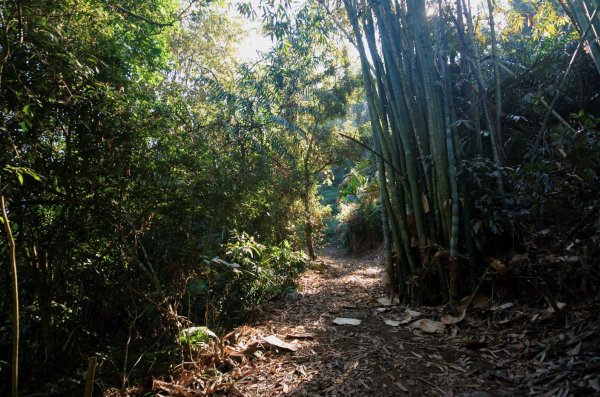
[486,0,503,142]
[2,195,19,397]
[460,0,505,194]
[567,0,600,74]
[342,0,485,303]
[434,0,461,301]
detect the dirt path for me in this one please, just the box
[238,250,407,396]
[236,250,485,396]
[155,250,600,396]
[230,250,600,397]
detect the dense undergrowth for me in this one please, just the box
[1,0,599,395]
[0,1,352,394]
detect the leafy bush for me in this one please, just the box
[516,111,600,223]
[335,201,383,254]
[332,163,383,254]
[198,231,307,325]
[178,326,218,347]
[453,157,532,257]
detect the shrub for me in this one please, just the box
[335,201,383,254]
[196,231,307,325]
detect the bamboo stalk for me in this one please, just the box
[344,0,416,274]
[1,195,19,397]
[461,0,505,195]
[572,0,600,74]
[486,0,502,142]
[435,1,461,301]
[407,0,452,245]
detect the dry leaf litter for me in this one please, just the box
[142,249,600,396]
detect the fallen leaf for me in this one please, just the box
[406,309,421,317]
[568,330,595,345]
[489,259,508,277]
[377,296,399,306]
[410,319,446,333]
[448,364,467,373]
[441,310,466,325]
[295,366,307,376]
[491,302,514,311]
[262,335,298,352]
[153,379,194,395]
[284,332,316,339]
[547,301,568,313]
[472,293,490,309]
[333,317,362,326]
[557,255,579,264]
[344,360,359,370]
[396,312,413,325]
[460,293,490,309]
[567,341,581,356]
[384,318,401,327]
[460,338,487,349]
[395,381,409,392]
[230,385,247,396]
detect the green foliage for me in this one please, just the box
[178,326,218,347]
[503,0,572,40]
[3,0,598,392]
[223,231,306,303]
[200,231,307,323]
[334,163,382,254]
[336,200,383,254]
[460,159,526,235]
[516,111,600,219]
[0,0,339,393]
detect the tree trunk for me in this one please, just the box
[303,152,316,260]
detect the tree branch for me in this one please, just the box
[338,132,405,180]
[104,1,175,28]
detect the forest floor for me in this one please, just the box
[154,248,600,396]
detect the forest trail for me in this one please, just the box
[156,250,600,396]
[235,249,497,396]
[222,250,600,397]
[238,249,410,396]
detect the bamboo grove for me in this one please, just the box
[344,0,598,302]
[567,0,600,74]
[341,0,585,303]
